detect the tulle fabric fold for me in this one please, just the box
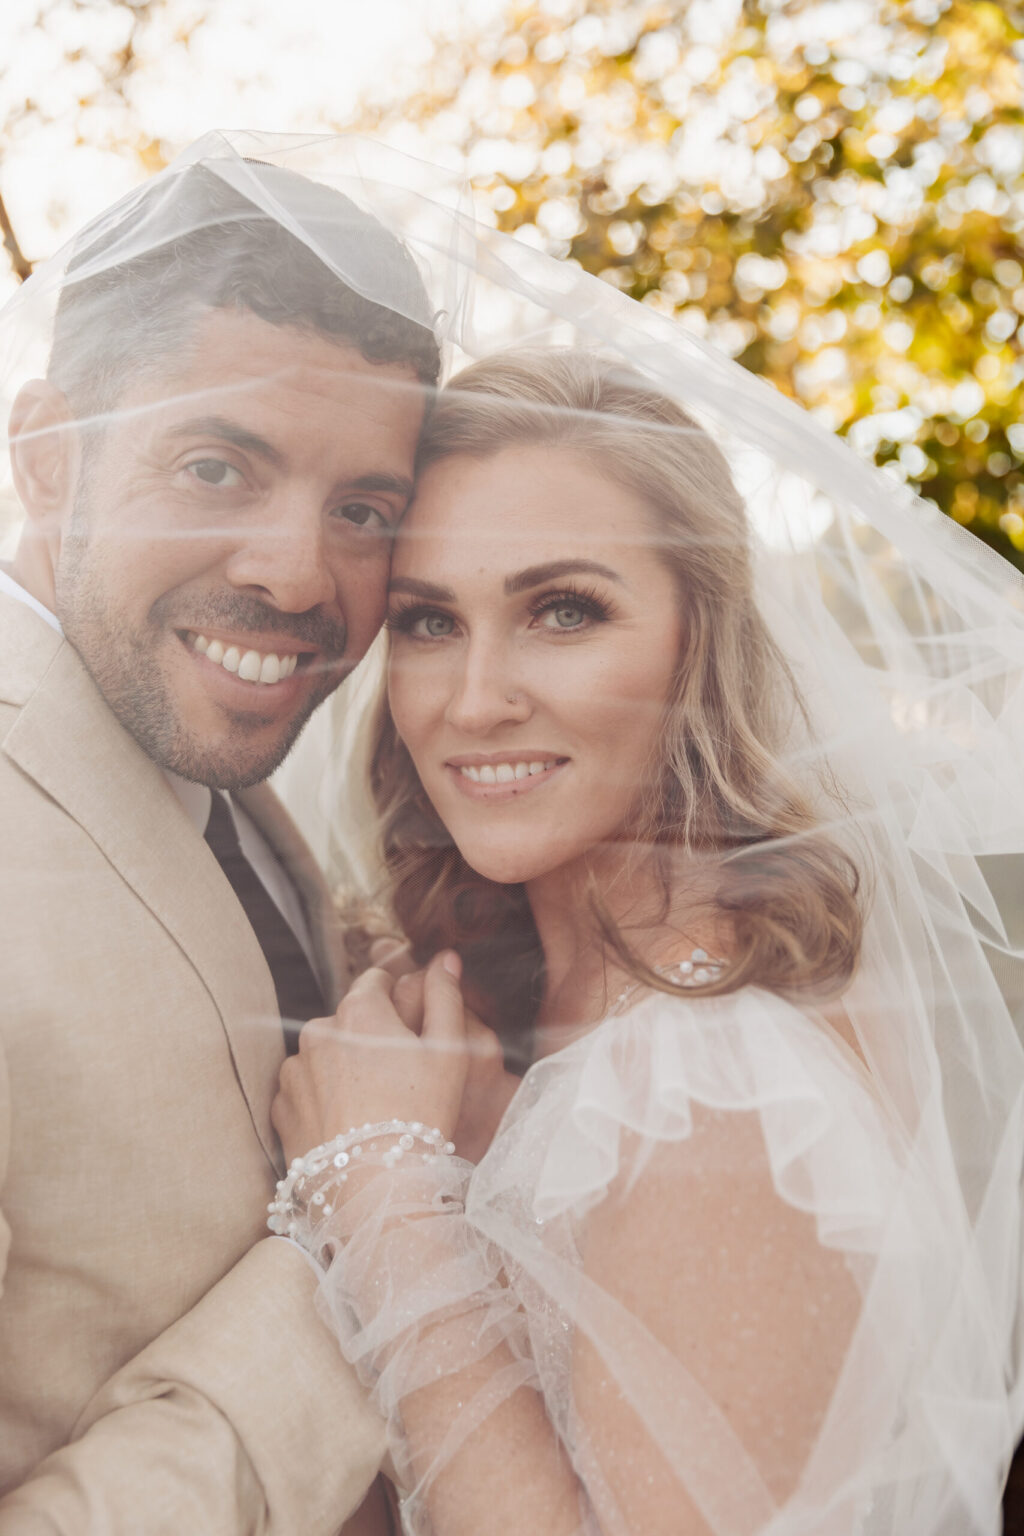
[316,989,1019,1534]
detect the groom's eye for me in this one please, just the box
[335,501,393,535]
[186,458,244,488]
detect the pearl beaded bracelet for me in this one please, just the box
[268,1120,456,1240]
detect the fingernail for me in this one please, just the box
[442,950,462,979]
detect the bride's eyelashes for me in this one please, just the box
[385,601,457,639]
[526,584,614,632]
[385,584,615,642]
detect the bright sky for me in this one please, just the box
[0,0,503,280]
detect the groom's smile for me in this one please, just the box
[51,308,424,789]
[183,630,310,688]
[175,623,335,712]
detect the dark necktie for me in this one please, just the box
[204,791,327,1054]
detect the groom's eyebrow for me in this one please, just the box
[504,559,623,594]
[166,415,287,468]
[352,471,415,501]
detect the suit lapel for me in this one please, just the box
[2,610,286,1171]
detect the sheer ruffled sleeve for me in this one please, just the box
[313,989,1015,1536]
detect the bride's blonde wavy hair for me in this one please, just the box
[370,349,864,1039]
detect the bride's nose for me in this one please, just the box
[443,635,531,734]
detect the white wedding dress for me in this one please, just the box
[316,975,1018,1536]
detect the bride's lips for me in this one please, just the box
[446,752,569,800]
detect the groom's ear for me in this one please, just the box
[9,379,80,533]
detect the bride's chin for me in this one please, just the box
[461,854,541,886]
[456,840,575,888]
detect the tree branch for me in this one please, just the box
[0,189,33,282]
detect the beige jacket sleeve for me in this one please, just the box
[0,1043,10,1311]
[0,1022,382,1536]
[0,1233,385,1535]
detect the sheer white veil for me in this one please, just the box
[4,130,1023,1533]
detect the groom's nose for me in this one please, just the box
[223,495,338,614]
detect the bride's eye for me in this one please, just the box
[418,612,454,638]
[546,602,586,629]
[186,458,244,488]
[386,606,457,640]
[531,587,611,632]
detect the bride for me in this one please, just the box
[271,344,1024,1535]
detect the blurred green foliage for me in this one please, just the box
[368,0,1024,567]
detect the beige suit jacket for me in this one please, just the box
[0,595,385,1533]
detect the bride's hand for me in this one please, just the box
[453,1015,521,1164]
[367,939,519,1162]
[271,951,467,1166]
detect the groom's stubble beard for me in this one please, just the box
[55,487,351,791]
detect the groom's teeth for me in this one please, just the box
[514,762,530,780]
[529,761,545,775]
[495,764,515,784]
[189,633,301,685]
[479,764,497,784]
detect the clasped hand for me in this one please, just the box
[271,949,518,1168]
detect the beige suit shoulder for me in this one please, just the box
[0,595,64,711]
[0,699,18,751]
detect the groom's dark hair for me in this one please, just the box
[47,158,440,417]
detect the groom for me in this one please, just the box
[0,156,437,1531]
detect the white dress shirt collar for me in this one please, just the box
[0,565,63,634]
[163,771,213,835]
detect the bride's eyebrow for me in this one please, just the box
[505,559,623,594]
[388,560,623,604]
[389,576,455,601]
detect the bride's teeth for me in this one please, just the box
[459,760,561,783]
[222,646,241,674]
[205,639,225,664]
[193,633,209,655]
[259,653,281,685]
[238,649,262,682]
